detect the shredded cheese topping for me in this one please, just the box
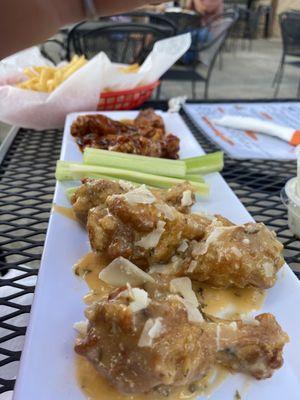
[181,190,193,207]
[117,286,150,313]
[99,257,154,286]
[113,185,156,204]
[155,203,176,220]
[73,320,88,336]
[170,277,198,306]
[136,221,166,249]
[138,318,164,347]
[119,180,135,191]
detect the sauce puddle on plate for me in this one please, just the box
[73,252,112,303]
[52,204,77,221]
[76,355,228,400]
[194,283,266,319]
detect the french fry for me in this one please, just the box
[119,63,140,73]
[39,69,52,91]
[63,57,87,80]
[23,67,38,79]
[15,55,88,92]
[46,79,55,92]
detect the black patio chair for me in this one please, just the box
[117,11,177,35]
[228,5,264,51]
[66,21,172,64]
[163,11,201,34]
[40,39,67,65]
[273,11,300,98]
[157,10,238,99]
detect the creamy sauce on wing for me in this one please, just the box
[76,356,228,400]
[75,253,266,318]
[73,252,112,303]
[74,252,265,399]
[120,119,135,125]
[194,283,266,319]
[52,204,77,221]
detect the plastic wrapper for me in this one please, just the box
[0,34,191,129]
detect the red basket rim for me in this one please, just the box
[100,81,160,98]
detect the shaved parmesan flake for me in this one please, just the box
[183,299,204,323]
[175,296,204,324]
[231,247,242,258]
[138,318,163,347]
[136,221,166,249]
[117,287,150,313]
[205,226,238,250]
[73,320,88,336]
[149,258,182,275]
[126,282,134,299]
[177,240,189,253]
[99,257,154,286]
[262,262,274,277]
[181,190,193,207]
[191,241,207,257]
[187,260,197,273]
[155,203,176,220]
[240,312,259,326]
[170,277,198,306]
[123,185,156,204]
[119,180,135,191]
[229,322,237,331]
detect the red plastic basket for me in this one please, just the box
[97,81,160,111]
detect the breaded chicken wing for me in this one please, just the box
[181,220,284,289]
[75,291,288,394]
[71,179,124,225]
[87,186,284,288]
[71,179,196,225]
[88,193,209,267]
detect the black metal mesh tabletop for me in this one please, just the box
[0,101,299,395]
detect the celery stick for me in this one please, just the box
[83,148,186,178]
[56,161,209,195]
[184,152,224,174]
[84,147,184,166]
[185,174,204,183]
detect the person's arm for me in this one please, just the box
[185,0,193,10]
[187,0,206,14]
[0,0,165,59]
[201,0,221,13]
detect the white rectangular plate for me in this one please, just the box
[13,111,300,400]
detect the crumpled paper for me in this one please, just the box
[0,33,191,130]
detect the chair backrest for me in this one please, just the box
[67,21,172,63]
[116,11,177,35]
[230,6,263,39]
[194,10,238,67]
[40,39,67,65]
[280,12,300,56]
[164,11,201,33]
[67,21,88,60]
